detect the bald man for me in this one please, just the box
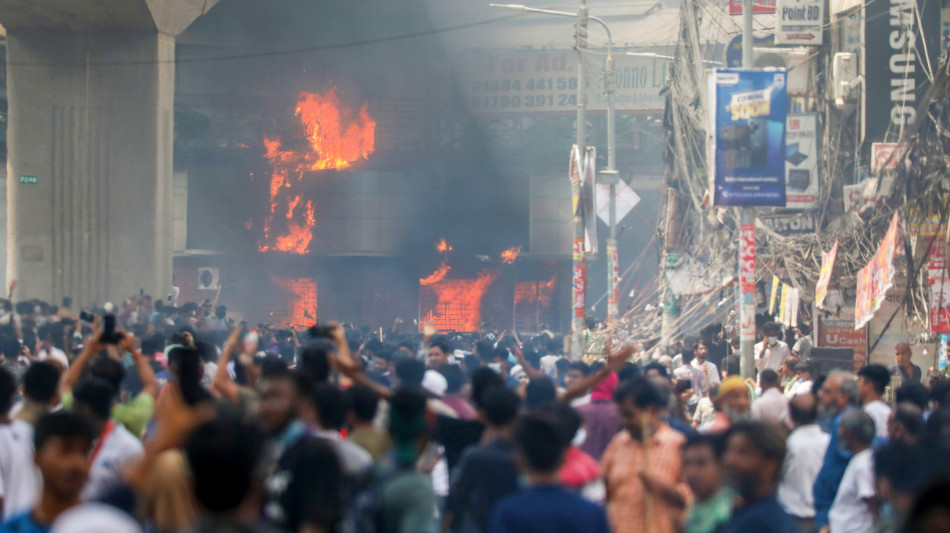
[888,343,922,384]
[779,394,830,533]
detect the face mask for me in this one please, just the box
[488,362,502,374]
[767,336,778,345]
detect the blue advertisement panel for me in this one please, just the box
[709,69,787,207]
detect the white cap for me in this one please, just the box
[422,369,448,397]
[52,504,142,533]
[38,347,70,370]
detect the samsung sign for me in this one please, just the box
[864,0,940,142]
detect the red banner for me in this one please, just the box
[739,224,756,294]
[572,238,586,319]
[729,0,776,14]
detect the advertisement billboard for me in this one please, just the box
[709,69,788,207]
[785,114,820,209]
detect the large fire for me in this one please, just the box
[420,270,500,332]
[513,275,557,332]
[501,246,522,264]
[270,276,318,327]
[258,89,376,254]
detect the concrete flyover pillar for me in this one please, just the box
[0,0,219,306]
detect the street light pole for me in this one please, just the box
[739,0,757,379]
[489,2,618,349]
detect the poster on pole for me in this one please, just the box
[572,238,586,320]
[709,69,788,207]
[569,145,581,216]
[784,114,820,209]
[855,213,901,329]
[779,284,789,324]
[790,288,800,327]
[815,240,838,309]
[776,0,824,44]
[581,148,598,254]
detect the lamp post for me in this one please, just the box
[490,2,618,354]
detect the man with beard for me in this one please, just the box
[722,421,798,533]
[812,371,859,531]
[702,376,751,434]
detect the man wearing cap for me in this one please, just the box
[701,376,751,434]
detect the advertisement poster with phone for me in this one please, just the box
[785,114,819,209]
[709,69,788,207]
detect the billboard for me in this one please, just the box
[776,0,824,44]
[709,69,788,207]
[785,114,820,209]
[864,0,941,142]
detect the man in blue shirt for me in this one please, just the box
[812,371,859,530]
[490,412,610,533]
[0,412,95,533]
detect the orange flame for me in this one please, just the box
[258,89,376,254]
[436,239,453,253]
[271,276,318,328]
[420,261,452,286]
[501,246,522,264]
[420,270,500,332]
[514,275,557,308]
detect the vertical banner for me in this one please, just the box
[928,239,950,333]
[572,238,586,319]
[769,275,780,314]
[581,148,598,254]
[569,145,582,216]
[739,222,757,342]
[940,334,949,371]
[709,69,788,207]
[815,240,838,309]
[790,288,800,327]
[864,0,941,143]
[855,213,900,329]
[784,114,820,209]
[607,243,619,321]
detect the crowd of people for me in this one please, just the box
[0,288,948,533]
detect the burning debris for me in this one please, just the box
[259,89,376,254]
[500,246,522,264]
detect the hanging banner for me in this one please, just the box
[790,288,800,327]
[855,213,901,329]
[776,0,824,44]
[607,243,619,309]
[815,240,838,309]
[769,275,780,314]
[779,284,790,324]
[927,240,950,334]
[581,148,598,254]
[572,238,586,319]
[784,114,820,209]
[940,334,949,371]
[709,69,788,207]
[569,145,582,216]
[729,0,777,14]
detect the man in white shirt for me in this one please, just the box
[828,409,877,533]
[72,379,144,501]
[752,370,789,425]
[788,361,816,398]
[0,366,41,520]
[754,323,791,377]
[857,365,892,439]
[691,341,721,393]
[778,393,830,533]
[673,350,706,407]
[791,325,813,360]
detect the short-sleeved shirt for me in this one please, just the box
[888,364,922,384]
[0,512,50,533]
[490,485,610,533]
[685,488,735,533]
[81,423,145,501]
[61,392,155,440]
[381,470,439,533]
[0,421,40,520]
[829,449,876,533]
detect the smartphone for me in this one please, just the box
[100,314,120,344]
[244,329,259,354]
[79,310,95,323]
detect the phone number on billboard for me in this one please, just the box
[470,94,578,110]
[470,77,579,92]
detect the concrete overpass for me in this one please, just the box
[0,0,220,306]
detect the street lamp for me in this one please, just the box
[491,2,622,347]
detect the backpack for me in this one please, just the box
[342,466,406,533]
